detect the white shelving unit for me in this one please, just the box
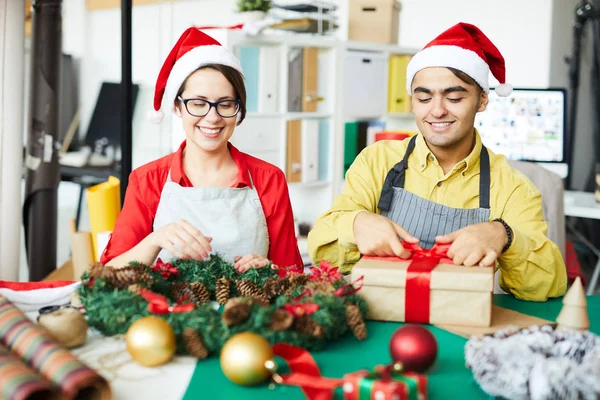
[179,29,419,225]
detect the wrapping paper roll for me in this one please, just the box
[86,176,121,261]
[0,295,112,399]
[0,344,60,400]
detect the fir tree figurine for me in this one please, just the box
[556,277,590,332]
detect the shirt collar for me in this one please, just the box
[170,141,252,188]
[414,130,483,174]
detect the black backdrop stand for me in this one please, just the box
[120,0,133,204]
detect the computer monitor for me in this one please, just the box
[475,88,568,178]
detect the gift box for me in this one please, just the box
[350,244,494,327]
[342,366,427,400]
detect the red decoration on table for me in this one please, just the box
[151,258,180,279]
[139,289,195,314]
[272,343,427,400]
[389,325,438,372]
[363,242,452,324]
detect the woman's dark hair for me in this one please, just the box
[447,67,483,94]
[175,63,247,125]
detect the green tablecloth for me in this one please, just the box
[183,295,600,399]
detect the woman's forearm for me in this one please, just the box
[104,234,162,268]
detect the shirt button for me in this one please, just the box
[421,164,425,168]
[437,182,442,187]
[428,155,434,161]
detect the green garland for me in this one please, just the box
[77,255,368,357]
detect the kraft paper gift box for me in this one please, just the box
[350,245,495,327]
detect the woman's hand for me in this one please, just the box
[150,219,212,260]
[233,254,270,273]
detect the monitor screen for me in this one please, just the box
[475,88,566,163]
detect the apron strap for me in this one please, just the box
[478,145,491,209]
[378,135,417,211]
[378,136,491,211]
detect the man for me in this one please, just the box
[307,22,567,301]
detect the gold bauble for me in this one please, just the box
[220,332,274,386]
[38,307,88,348]
[125,316,176,367]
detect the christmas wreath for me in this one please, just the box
[465,324,600,400]
[77,255,368,359]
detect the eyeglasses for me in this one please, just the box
[177,96,241,118]
[37,304,79,321]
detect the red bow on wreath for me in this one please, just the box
[139,289,194,314]
[151,259,180,279]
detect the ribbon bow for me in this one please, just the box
[151,259,180,279]
[139,289,194,314]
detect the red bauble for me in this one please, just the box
[389,325,438,372]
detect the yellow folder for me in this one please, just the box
[388,54,412,114]
[86,176,121,261]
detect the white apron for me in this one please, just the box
[152,170,269,263]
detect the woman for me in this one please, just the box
[100,27,303,273]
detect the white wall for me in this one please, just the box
[398,0,553,88]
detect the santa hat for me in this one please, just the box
[149,27,243,123]
[0,280,80,312]
[406,22,512,97]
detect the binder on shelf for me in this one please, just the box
[388,54,412,114]
[344,121,370,176]
[288,49,304,112]
[367,120,386,145]
[318,120,330,182]
[286,120,303,182]
[302,48,319,112]
[301,120,319,183]
[258,46,279,113]
[239,47,260,113]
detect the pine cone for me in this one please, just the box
[171,282,189,302]
[183,328,209,359]
[215,277,231,305]
[189,282,211,304]
[128,284,142,295]
[236,280,268,303]
[107,266,152,289]
[288,273,309,288]
[88,262,105,279]
[306,281,335,295]
[222,298,251,326]
[263,277,280,299]
[294,316,323,338]
[270,309,294,331]
[346,305,367,340]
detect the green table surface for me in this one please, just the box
[183,295,600,399]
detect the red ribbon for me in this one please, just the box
[363,243,452,324]
[272,344,342,400]
[139,289,195,314]
[333,276,364,297]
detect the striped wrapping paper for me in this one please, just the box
[0,344,60,400]
[0,295,112,400]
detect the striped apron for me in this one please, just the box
[378,135,491,249]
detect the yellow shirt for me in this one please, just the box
[307,132,567,301]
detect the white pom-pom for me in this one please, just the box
[147,109,164,124]
[495,83,513,97]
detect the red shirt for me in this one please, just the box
[100,141,303,269]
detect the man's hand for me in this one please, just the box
[353,211,419,258]
[435,221,509,267]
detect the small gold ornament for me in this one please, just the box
[220,332,274,386]
[125,316,176,367]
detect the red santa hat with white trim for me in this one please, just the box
[149,27,243,123]
[406,22,512,97]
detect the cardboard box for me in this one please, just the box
[351,257,494,327]
[348,0,401,44]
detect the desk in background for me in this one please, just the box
[564,190,600,295]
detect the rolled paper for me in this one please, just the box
[0,344,60,400]
[0,295,112,400]
[86,176,121,260]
